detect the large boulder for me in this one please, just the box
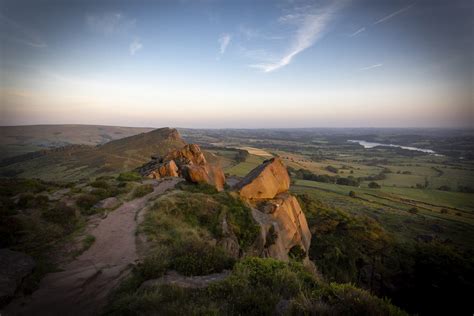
[138,144,225,191]
[0,249,35,305]
[235,157,311,262]
[236,158,290,200]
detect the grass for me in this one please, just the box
[131,184,154,198]
[224,154,265,177]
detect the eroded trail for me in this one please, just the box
[5,178,180,316]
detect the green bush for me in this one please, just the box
[176,181,218,194]
[368,181,381,189]
[288,245,306,261]
[117,172,142,182]
[76,193,101,213]
[171,239,235,276]
[408,207,418,214]
[41,203,77,232]
[90,180,110,189]
[132,184,154,198]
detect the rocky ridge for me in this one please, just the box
[138,143,225,191]
[236,157,312,262]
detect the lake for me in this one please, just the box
[347,140,437,154]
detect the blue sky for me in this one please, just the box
[0,0,472,128]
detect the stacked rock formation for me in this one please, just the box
[138,144,225,191]
[235,157,311,261]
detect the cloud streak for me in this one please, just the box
[251,2,342,73]
[349,27,366,37]
[218,33,231,54]
[129,38,143,55]
[359,63,383,71]
[374,4,414,25]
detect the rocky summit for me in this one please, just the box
[235,157,311,262]
[236,157,291,200]
[138,143,225,191]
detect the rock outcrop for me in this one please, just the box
[236,158,290,200]
[0,249,35,306]
[235,158,311,262]
[138,144,225,191]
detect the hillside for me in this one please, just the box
[0,125,154,160]
[0,128,186,181]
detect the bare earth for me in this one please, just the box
[4,178,180,316]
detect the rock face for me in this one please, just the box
[236,158,290,200]
[235,158,311,262]
[138,144,225,191]
[0,249,35,305]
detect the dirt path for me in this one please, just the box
[4,178,180,316]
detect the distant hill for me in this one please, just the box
[0,125,154,160]
[0,127,186,181]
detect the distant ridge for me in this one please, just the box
[0,127,187,181]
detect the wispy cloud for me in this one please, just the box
[349,27,366,37]
[86,12,135,35]
[129,38,143,55]
[218,33,231,54]
[0,14,46,48]
[250,2,343,73]
[359,63,383,71]
[374,4,414,25]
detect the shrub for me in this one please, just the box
[176,181,218,194]
[90,180,110,189]
[408,207,418,214]
[117,172,142,182]
[132,184,154,198]
[349,190,356,198]
[288,245,306,261]
[440,208,449,214]
[438,185,451,191]
[368,181,381,189]
[326,165,339,174]
[171,239,235,276]
[42,203,77,232]
[76,193,101,212]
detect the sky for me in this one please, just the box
[0,0,472,128]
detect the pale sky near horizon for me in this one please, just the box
[0,0,472,128]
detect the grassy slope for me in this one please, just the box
[0,125,154,160]
[0,128,186,181]
[292,180,474,250]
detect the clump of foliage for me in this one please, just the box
[368,181,381,189]
[117,171,142,182]
[41,202,77,233]
[349,190,356,198]
[132,184,154,198]
[408,207,418,214]
[176,181,218,194]
[144,191,259,251]
[171,239,235,276]
[326,165,339,173]
[288,245,306,261]
[106,257,406,316]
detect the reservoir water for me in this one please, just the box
[347,140,436,154]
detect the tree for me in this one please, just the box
[368,182,381,189]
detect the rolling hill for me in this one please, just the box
[0,127,186,181]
